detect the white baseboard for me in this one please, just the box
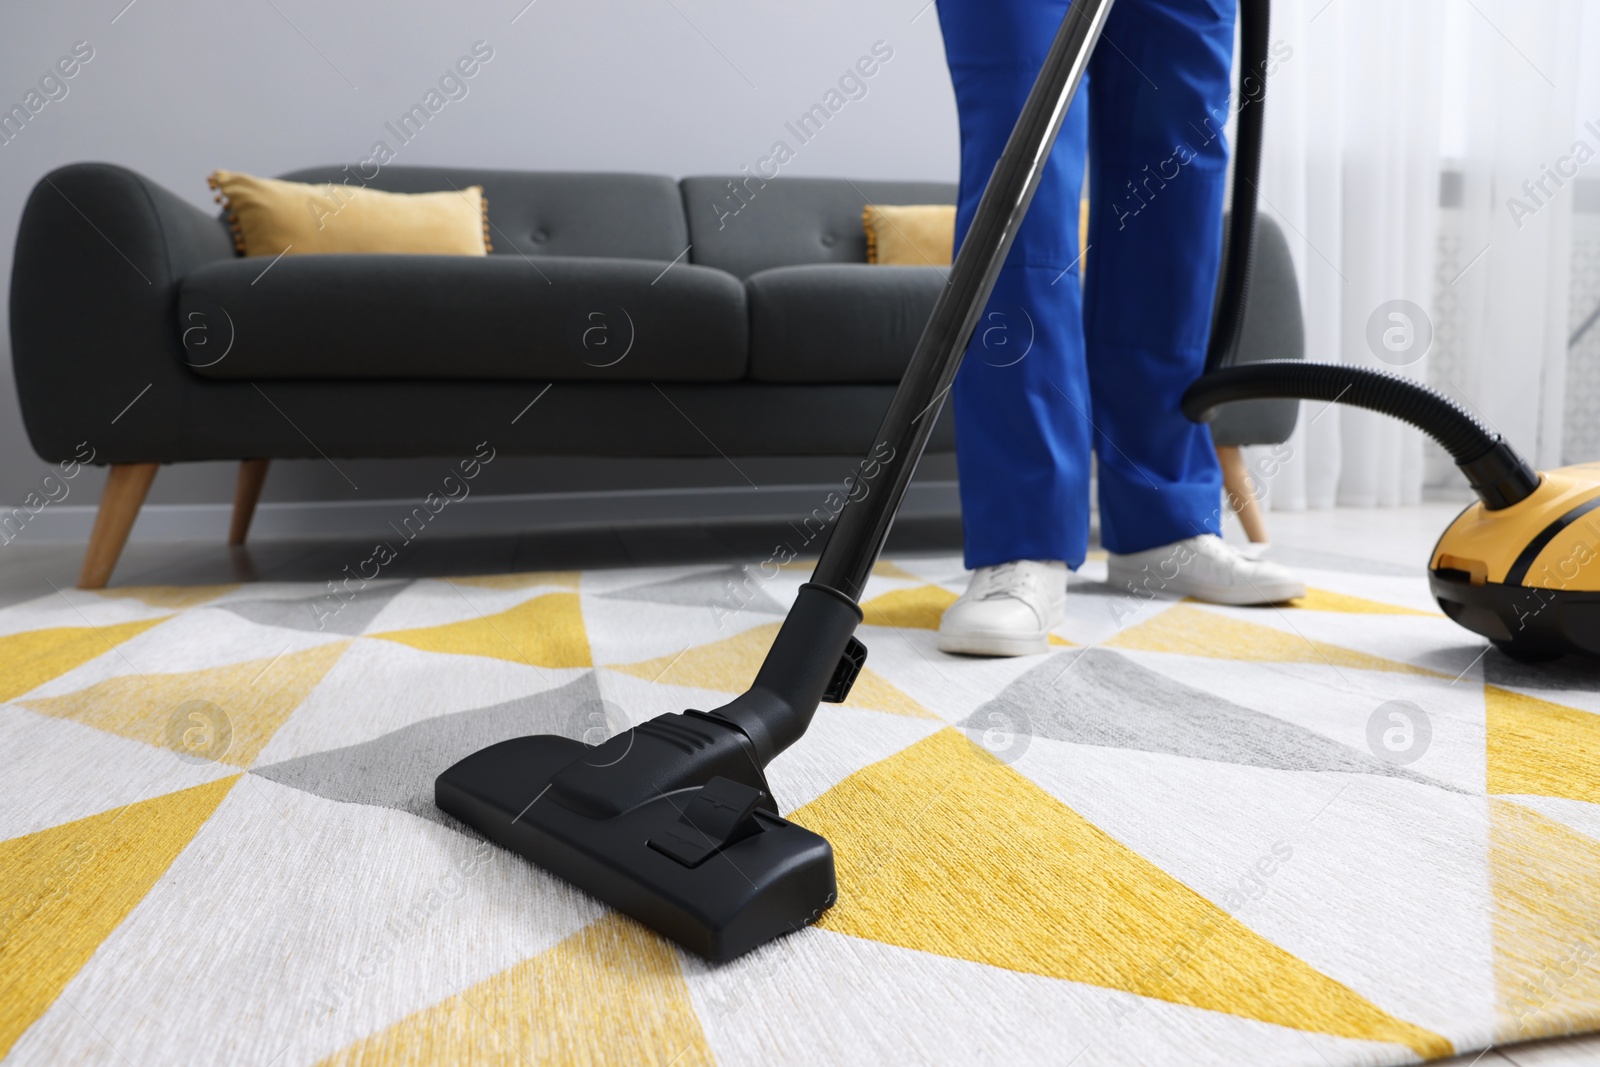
[5,481,962,545]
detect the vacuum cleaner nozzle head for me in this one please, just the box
[436,710,836,962]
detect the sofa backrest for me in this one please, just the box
[681,175,957,279]
[278,166,689,261]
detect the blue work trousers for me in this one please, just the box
[938,0,1236,566]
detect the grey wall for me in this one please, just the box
[0,0,959,525]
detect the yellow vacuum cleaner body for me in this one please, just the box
[1430,463,1600,660]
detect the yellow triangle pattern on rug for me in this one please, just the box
[861,584,957,630]
[23,641,348,767]
[318,913,712,1067]
[448,571,582,591]
[1287,587,1440,616]
[0,617,169,704]
[1486,685,1600,805]
[841,669,940,720]
[93,584,238,610]
[610,622,776,690]
[0,775,237,1059]
[1106,603,1440,676]
[790,729,1451,1060]
[611,622,934,718]
[374,592,591,668]
[1487,798,1600,1041]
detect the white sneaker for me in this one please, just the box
[937,559,1068,657]
[1106,534,1304,606]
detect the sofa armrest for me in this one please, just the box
[9,162,237,463]
[1209,213,1304,448]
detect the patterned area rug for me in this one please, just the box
[3,551,1599,1066]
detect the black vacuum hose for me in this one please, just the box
[1205,0,1271,374]
[1189,0,1539,511]
[1184,361,1541,509]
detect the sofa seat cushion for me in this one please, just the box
[177,254,747,381]
[745,264,943,383]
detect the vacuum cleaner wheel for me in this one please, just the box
[1491,639,1565,664]
[1430,568,1600,661]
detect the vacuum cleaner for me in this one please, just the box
[437,0,1597,963]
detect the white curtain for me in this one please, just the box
[1246,0,1594,511]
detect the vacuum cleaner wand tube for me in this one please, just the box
[721,0,1119,768]
[437,0,1125,963]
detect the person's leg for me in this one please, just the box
[1084,0,1232,554]
[935,0,1090,655]
[1085,0,1303,604]
[938,0,1092,573]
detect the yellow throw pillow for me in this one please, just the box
[863,204,955,266]
[863,200,1091,269]
[207,169,491,256]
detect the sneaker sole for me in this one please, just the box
[1182,580,1305,606]
[936,629,1050,657]
[1106,570,1304,607]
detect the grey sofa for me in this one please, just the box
[9,163,1299,587]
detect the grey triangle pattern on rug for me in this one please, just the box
[958,647,1462,791]
[252,671,611,829]
[218,580,410,636]
[598,565,786,615]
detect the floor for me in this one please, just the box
[0,501,1464,611]
[0,517,965,611]
[5,502,1597,1065]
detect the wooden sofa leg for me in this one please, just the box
[229,459,271,546]
[78,463,159,589]
[1216,445,1270,544]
